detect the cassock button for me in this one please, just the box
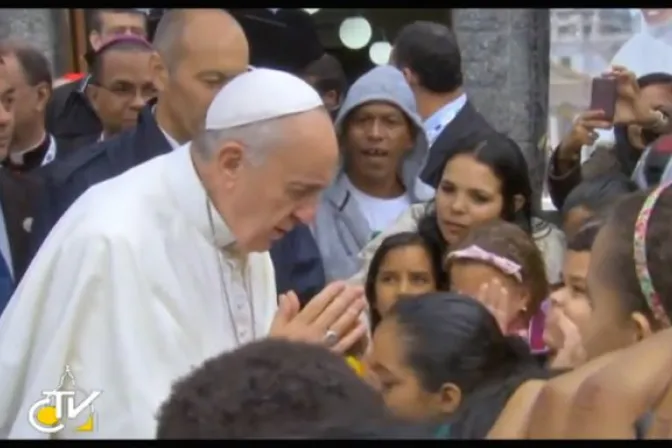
[23,217,33,233]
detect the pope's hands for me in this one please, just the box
[269,281,368,354]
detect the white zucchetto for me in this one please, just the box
[205,68,324,131]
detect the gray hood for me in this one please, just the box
[333,65,428,197]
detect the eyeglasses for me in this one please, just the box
[91,81,157,103]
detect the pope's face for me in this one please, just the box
[216,109,339,252]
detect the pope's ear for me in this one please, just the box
[216,141,245,184]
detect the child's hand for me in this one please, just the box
[477,278,517,334]
[550,310,587,369]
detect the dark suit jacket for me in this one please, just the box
[45,77,102,153]
[0,169,45,282]
[30,102,325,305]
[419,101,498,188]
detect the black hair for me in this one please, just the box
[599,186,672,330]
[392,21,463,93]
[156,339,388,439]
[302,52,347,100]
[561,174,638,220]
[566,216,604,252]
[87,37,153,85]
[87,9,147,34]
[417,131,534,260]
[0,40,52,90]
[637,72,672,89]
[364,232,445,330]
[387,292,549,439]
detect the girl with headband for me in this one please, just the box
[443,220,550,361]
[500,183,672,439]
[574,182,672,361]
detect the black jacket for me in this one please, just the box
[30,103,325,305]
[0,169,45,283]
[420,101,498,188]
[45,77,102,153]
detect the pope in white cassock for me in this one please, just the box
[0,68,368,439]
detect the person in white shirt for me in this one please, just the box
[312,65,428,282]
[0,68,368,439]
[611,9,672,76]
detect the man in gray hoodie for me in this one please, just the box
[311,65,428,282]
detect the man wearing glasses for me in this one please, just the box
[46,9,149,152]
[85,37,157,142]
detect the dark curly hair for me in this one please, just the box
[156,339,389,439]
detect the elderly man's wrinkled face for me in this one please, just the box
[216,109,339,252]
[89,49,156,136]
[152,11,250,144]
[0,65,15,160]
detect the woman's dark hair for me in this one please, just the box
[566,216,604,252]
[446,220,548,319]
[388,292,549,439]
[561,174,637,220]
[599,186,672,330]
[417,131,534,260]
[365,232,445,330]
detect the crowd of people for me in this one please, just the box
[0,8,670,439]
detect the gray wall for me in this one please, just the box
[0,9,70,77]
[453,8,550,205]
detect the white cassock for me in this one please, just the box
[0,145,278,438]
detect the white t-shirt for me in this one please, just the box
[344,176,411,240]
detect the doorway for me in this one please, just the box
[311,9,452,83]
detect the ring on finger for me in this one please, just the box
[323,329,339,347]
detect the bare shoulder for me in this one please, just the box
[487,379,546,439]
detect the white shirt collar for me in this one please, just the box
[423,93,468,145]
[151,105,181,150]
[8,133,56,167]
[163,144,237,249]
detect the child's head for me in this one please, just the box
[445,220,548,326]
[365,232,444,329]
[369,292,547,437]
[561,174,637,237]
[156,339,389,439]
[581,184,672,360]
[544,217,603,353]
